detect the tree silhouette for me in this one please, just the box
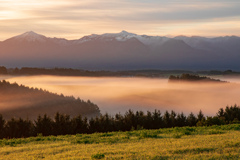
[71,115,87,134]
[197,110,204,122]
[176,112,187,127]
[170,110,177,127]
[152,110,163,129]
[0,114,5,138]
[53,112,71,135]
[187,112,197,127]
[223,105,240,122]
[35,114,54,136]
[4,118,33,138]
[0,66,7,74]
[163,111,171,128]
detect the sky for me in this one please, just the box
[0,0,240,41]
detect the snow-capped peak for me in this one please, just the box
[23,31,39,36]
[118,30,136,36]
[76,31,138,43]
[12,31,47,42]
[99,30,135,41]
[75,30,169,46]
[120,30,128,34]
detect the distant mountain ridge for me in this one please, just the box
[0,31,240,70]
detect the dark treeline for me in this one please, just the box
[0,66,7,74]
[0,66,240,78]
[168,74,225,83]
[1,66,192,77]
[0,105,240,139]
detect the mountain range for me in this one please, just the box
[0,31,240,70]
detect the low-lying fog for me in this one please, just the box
[3,75,240,116]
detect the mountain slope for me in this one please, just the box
[0,31,240,70]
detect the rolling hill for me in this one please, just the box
[0,80,100,120]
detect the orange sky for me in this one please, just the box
[0,0,240,40]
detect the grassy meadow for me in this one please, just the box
[0,124,240,159]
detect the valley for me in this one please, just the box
[2,75,240,116]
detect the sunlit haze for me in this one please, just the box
[0,0,240,40]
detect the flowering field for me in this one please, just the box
[0,124,240,159]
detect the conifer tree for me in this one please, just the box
[187,112,197,126]
[0,114,5,138]
[35,114,54,136]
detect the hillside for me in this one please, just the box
[0,124,239,159]
[0,80,100,120]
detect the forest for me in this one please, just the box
[168,74,225,82]
[0,105,240,139]
[0,80,100,120]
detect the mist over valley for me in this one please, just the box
[2,75,240,117]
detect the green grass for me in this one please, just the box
[0,124,240,159]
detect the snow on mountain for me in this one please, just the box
[136,35,169,48]
[74,30,169,49]
[4,31,240,49]
[11,31,47,42]
[109,30,137,41]
[5,31,71,46]
[1,30,240,70]
[76,30,135,42]
[99,30,169,47]
[74,34,99,44]
[3,31,240,54]
[5,30,179,48]
[104,30,136,37]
